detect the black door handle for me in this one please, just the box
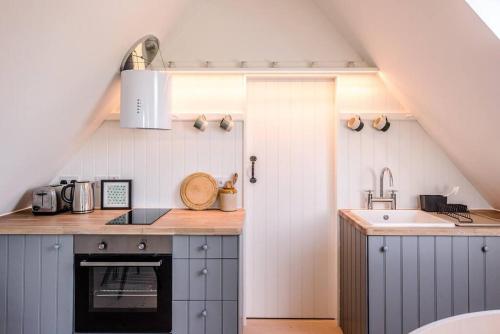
[250,156,257,183]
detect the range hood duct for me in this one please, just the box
[119,35,171,130]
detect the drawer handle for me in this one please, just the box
[201,268,208,275]
[482,246,489,253]
[201,310,207,317]
[53,243,61,250]
[381,246,388,253]
[201,244,209,251]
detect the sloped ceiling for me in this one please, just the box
[160,0,364,65]
[0,0,192,214]
[0,0,365,214]
[315,0,500,208]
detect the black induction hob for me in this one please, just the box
[106,208,171,225]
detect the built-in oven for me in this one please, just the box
[74,235,172,333]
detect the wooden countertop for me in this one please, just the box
[339,209,500,236]
[0,209,245,235]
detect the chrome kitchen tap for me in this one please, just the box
[367,167,397,209]
[379,167,393,197]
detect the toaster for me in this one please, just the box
[32,185,70,215]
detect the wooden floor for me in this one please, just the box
[243,319,342,334]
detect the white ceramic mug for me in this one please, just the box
[194,114,208,131]
[220,114,234,132]
[347,115,364,131]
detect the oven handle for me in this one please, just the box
[79,260,162,267]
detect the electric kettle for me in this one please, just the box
[61,181,95,214]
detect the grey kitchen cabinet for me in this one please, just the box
[340,217,500,334]
[0,235,74,334]
[172,235,240,334]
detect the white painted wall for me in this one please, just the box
[316,0,500,208]
[335,73,405,115]
[0,0,191,214]
[245,78,336,318]
[53,121,243,209]
[337,120,490,209]
[334,74,489,209]
[161,0,367,68]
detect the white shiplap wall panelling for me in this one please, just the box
[245,78,336,318]
[54,120,243,209]
[337,120,489,209]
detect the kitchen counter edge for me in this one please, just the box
[339,209,500,236]
[0,208,245,235]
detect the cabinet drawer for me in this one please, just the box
[173,236,239,259]
[175,258,238,301]
[189,236,222,259]
[172,301,239,334]
[189,259,222,300]
[188,301,206,334]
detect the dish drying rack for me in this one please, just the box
[437,203,474,224]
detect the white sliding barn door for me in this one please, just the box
[245,78,336,318]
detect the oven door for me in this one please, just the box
[75,254,172,333]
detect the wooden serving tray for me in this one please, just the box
[180,172,218,210]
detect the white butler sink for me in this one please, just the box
[350,209,455,228]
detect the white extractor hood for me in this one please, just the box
[120,70,172,130]
[119,35,171,130]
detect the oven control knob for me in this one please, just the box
[138,242,146,251]
[98,242,107,250]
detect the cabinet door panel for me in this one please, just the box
[173,259,189,300]
[188,301,206,334]
[188,236,225,259]
[223,301,238,334]
[485,237,500,310]
[7,236,25,334]
[222,259,238,301]
[206,237,222,259]
[23,236,42,334]
[41,236,59,334]
[436,237,452,320]
[419,237,436,326]
[0,236,7,334]
[56,236,74,334]
[469,237,485,312]
[452,237,469,315]
[222,236,239,259]
[0,236,73,334]
[174,236,189,259]
[368,236,385,334]
[189,259,206,300]
[402,237,419,334]
[172,300,188,334]
[385,236,402,334]
[206,259,222,300]
[205,301,222,334]
[190,236,208,259]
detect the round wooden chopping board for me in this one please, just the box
[180,172,218,210]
